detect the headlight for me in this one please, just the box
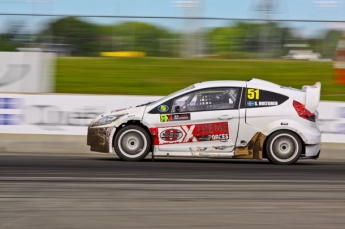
[91,114,125,127]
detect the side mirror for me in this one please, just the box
[175,105,180,113]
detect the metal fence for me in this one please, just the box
[1,13,345,59]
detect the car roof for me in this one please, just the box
[193,80,246,89]
[193,78,281,89]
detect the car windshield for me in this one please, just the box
[148,85,195,106]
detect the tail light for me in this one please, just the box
[293,100,315,122]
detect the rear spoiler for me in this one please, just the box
[302,82,321,113]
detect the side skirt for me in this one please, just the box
[153,152,235,158]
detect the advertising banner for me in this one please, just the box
[0,52,55,93]
[318,101,345,143]
[0,94,161,135]
[0,93,344,143]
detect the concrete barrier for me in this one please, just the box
[0,134,89,155]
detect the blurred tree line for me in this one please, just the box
[0,20,27,51]
[0,16,343,59]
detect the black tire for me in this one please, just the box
[114,125,151,161]
[265,130,303,165]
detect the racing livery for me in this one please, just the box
[87,78,321,165]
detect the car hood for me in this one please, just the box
[89,106,147,127]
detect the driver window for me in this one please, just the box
[172,88,239,112]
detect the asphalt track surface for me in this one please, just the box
[1,154,345,229]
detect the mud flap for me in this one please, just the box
[233,132,266,159]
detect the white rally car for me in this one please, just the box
[87,78,321,165]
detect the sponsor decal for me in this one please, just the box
[247,101,255,107]
[22,105,103,130]
[210,134,229,140]
[173,113,190,121]
[0,114,21,125]
[194,122,229,136]
[246,88,288,108]
[0,98,22,109]
[0,98,104,128]
[258,101,278,106]
[247,88,260,100]
[247,100,277,107]
[197,135,212,141]
[150,122,229,145]
[158,104,169,113]
[160,113,191,122]
[198,134,229,141]
[0,98,22,125]
[160,114,170,122]
[160,129,183,141]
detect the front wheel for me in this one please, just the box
[114,125,151,161]
[265,130,303,165]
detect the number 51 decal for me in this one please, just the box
[247,88,260,100]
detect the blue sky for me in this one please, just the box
[0,0,345,36]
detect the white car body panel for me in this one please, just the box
[235,108,258,147]
[144,109,239,156]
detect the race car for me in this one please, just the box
[87,78,321,165]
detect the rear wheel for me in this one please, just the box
[265,130,302,165]
[114,125,151,161]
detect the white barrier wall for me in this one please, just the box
[318,101,345,143]
[0,94,161,135]
[0,93,344,143]
[0,52,55,93]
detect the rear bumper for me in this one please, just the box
[301,149,321,159]
[299,125,321,159]
[303,143,321,157]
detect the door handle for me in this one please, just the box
[218,115,233,120]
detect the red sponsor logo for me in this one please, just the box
[150,122,229,145]
[160,129,183,141]
[194,122,228,136]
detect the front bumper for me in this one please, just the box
[87,126,115,153]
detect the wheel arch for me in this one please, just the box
[112,120,154,154]
[262,128,305,159]
[262,119,310,141]
[261,119,308,159]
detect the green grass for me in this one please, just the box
[56,57,345,101]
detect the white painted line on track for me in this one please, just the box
[0,177,345,184]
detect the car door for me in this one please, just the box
[145,87,241,156]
